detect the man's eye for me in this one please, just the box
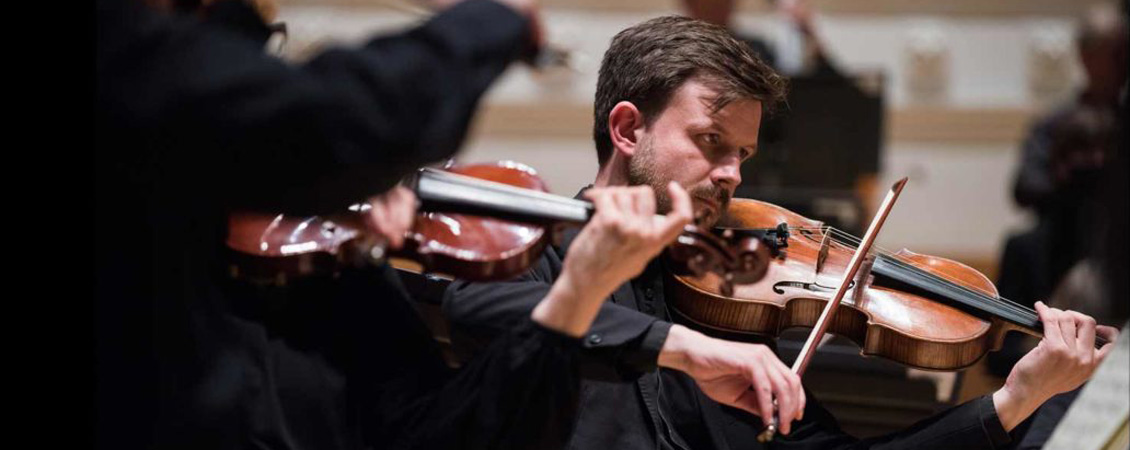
[702,133,721,146]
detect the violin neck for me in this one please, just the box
[871,254,1038,327]
[870,254,1108,348]
[414,167,593,225]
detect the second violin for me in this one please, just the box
[227,161,773,289]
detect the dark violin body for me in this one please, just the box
[227,163,567,284]
[667,198,1071,371]
[227,161,771,287]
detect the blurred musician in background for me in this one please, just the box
[1014,102,1128,450]
[1013,5,1130,447]
[96,0,695,448]
[1012,2,1126,214]
[992,2,1127,377]
[443,15,1119,450]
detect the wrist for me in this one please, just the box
[992,384,1045,432]
[658,324,700,372]
[530,268,606,338]
[560,257,619,302]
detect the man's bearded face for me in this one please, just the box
[622,79,762,228]
[628,134,732,227]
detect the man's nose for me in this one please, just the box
[711,157,742,192]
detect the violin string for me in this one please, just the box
[784,225,1036,324]
[851,234,1039,323]
[819,226,1030,315]
[816,226,1038,324]
[771,225,1004,308]
[810,226,1040,325]
[823,227,995,297]
[781,226,1094,341]
[780,225,1008,316]
[816,226,988,295]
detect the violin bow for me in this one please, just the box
[758,177,909,442]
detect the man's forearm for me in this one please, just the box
[531,269,614,338]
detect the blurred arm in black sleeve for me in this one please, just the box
[97,0,533,215]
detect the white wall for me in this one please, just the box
[277,7,1083,107]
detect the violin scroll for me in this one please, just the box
[664,225,772,297]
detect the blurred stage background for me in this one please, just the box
[272,0,1119,437]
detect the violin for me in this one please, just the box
[226,161,771,288]
[666,186,1109,372]
[665,179,1109,441]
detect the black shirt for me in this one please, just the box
[96,1,581,449]
[444,189,1014,450]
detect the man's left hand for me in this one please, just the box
[992,301,1119,430]
[364,186,418,250]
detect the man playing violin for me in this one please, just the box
[96,0,699,449]
[443,16,1121,449]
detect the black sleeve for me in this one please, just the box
[764,394,1011,450]
[97,0,529,214]
[442,248,672,376]
[384,319,582,450]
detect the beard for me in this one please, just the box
[627,136,731,227]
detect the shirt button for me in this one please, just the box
[587,334,603,345]
[645,288,655,299]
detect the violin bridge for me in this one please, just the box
[814,229,831,278]
[852,256,876,303]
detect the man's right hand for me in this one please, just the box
[531,182,693,337]
[658,324,806,435]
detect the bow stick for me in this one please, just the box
[758,177,909,442]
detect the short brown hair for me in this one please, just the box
[593,15,787,165]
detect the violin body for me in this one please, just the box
[398,162,556,281]
[667,198,1036,371]
[227,162,557,284]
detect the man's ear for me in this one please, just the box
[608,101,645,158]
